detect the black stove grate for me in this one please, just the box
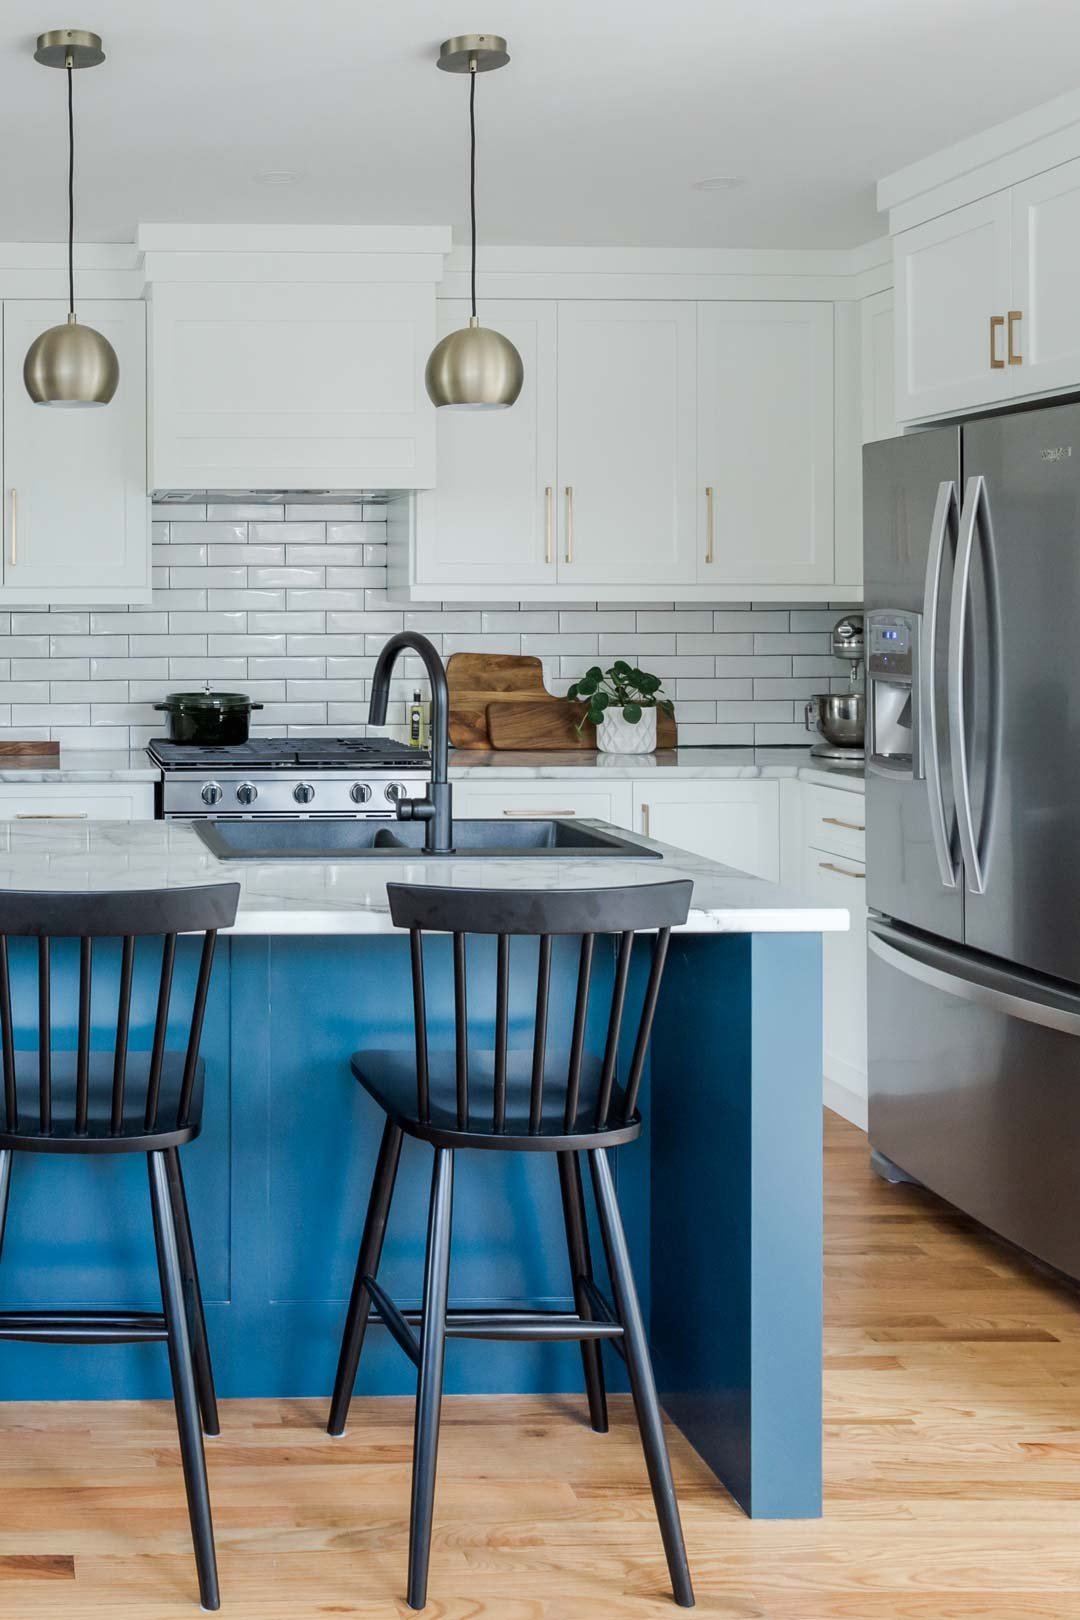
[147,736,430,771]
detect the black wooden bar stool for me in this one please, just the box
[328,879,695,1610]
[0,883,239,1613]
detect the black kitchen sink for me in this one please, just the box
[192,817,661,861]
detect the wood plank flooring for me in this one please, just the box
[3,1110,1080,1616]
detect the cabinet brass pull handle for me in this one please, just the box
[564,486,573,564]
[1007,310,1023,365]
[819,860,864,879]
[705,485,714,565]
[8,489,15,567]
[990,315,1005,369]
[641,803,650,837]
[544,486,553,565]
[14,812,89,820]
[502,807,577,818]
[822,815,865,833]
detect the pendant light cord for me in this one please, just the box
[469,63,477,320]
[66,64,75,317]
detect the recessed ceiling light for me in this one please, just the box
[253,169,303,186]
[691,175,744,192]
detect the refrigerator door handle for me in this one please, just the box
[869,924,1080,1038]
[948,475,1000,897]
[922,480,959,890]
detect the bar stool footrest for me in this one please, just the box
[0,1309,168,1344]
[366,1294,626,1351]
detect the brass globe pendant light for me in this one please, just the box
[24,29,119,408]
[425,34,523,410]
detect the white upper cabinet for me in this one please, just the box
[555,301,696,586]
[1,300,149,604]
[413,300,556,588]
[893,194,1013,423]
[697,302,834,586]
[148,281,436,492]
[860,289,896,443]
[1011,155,1080,397]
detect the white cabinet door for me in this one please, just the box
[2,301,149,604]
[1011,156,1080,397]
[697,302,834,586]
[632,781,780,880]
[148,281,435,491]
[556,302,696,586]
[894,193,1013,422]
[451,779,634,830]
[414,300,557,589]
[860,289,897,443]
[0,782,155,819]
[802,842,867,1118]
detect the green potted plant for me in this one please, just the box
[567,661,674,754]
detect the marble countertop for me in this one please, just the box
[0,818,849,937]
[448,747,865,790]
[0,750,160,783]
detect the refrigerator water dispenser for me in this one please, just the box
[867,609,922,778]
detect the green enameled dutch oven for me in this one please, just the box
[153,690,264,746]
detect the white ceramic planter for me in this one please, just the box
[597,707,657,754]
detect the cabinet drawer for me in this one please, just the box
[806,847,865,885]
[802,785,865,861]
[450,780,634,830]
[0,784,155,820]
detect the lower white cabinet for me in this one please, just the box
[450,779,634,830]
[0,782,156,820]
[631,780,780,880]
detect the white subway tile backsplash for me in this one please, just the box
[0,499,857,748]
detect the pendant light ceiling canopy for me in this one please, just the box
[425,34,523,411]
[24,29,119,408]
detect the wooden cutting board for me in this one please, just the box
[447,652,677,750]
[486,698,677,751]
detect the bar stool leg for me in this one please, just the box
[589,1147,694,1609]
[0,1150,11,1265]
[407,1146,454,1611]
[328,1118,404,1437]
[557,1150,608,1433]
[165,1148,219,1438]
[149,1151,220,1612]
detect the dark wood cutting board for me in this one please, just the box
[447,651,677,749]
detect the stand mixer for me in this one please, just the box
[804,614,865,765]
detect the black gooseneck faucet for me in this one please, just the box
[368,632,452,853]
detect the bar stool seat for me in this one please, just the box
[352,1047,640,1150]
[0,1051,204,1153]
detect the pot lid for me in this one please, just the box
[158,690,256,711]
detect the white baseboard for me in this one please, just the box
[823,1069,868,1131]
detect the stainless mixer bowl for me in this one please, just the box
[805,692,865,748]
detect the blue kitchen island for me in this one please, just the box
[0,817,845,1520]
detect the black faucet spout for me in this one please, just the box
[368,632,452,853]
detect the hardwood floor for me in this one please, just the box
[3,1110,1080,1616]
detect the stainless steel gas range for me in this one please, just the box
[148,737,432,821]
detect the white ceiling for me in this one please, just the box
[3,0,1080,250]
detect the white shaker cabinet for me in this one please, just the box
[1,300,149,604]
[555,301,697,587]
[1011,156,1080,397]
[631,780,780,881]
[412,300,557,589]
[697,302,835,586]
[450,778,634,830]
[0,782,155,820]
[147,281,436,492]
[893,193,1013,422]
[860,290,896,443]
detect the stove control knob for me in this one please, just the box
[350,782,372,804]
[201,782,223,807]
[385,782,406,803]
[236,781,258,806]
[293,782,316,805]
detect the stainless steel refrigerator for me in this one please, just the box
[865,400,1080,1280]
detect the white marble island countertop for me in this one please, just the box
[449,746,864,790]
[0,818,849,937]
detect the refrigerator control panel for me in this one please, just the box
[868,613,915,680]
